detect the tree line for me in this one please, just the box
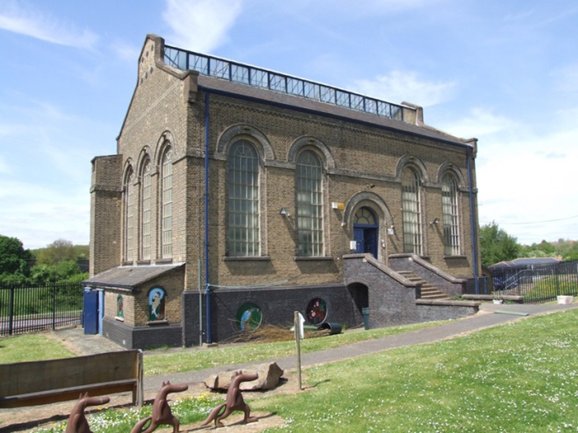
[0,235,88,285]
[479,222,578,268]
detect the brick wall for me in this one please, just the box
[90,155,122,276]
[91,34,480,348]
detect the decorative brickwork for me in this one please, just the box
[88,34,481,348]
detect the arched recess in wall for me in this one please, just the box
[287,136,335,170]
[394,154,429,184]
[436,162,466,189]
[288,136,334,257]
[122,159,136,262]
[215,124,275,162]
[137,146,153,174]
[138,150,153,261]
[154,131,177,167]
[437,162,465,257]
[343,191,394,261]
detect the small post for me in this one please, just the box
[8,286,15,335]
[293,311,305,390]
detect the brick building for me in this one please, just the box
[86,34,481,349]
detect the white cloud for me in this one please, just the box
[439,107,518,140]
[353,70,456,107]
[112,40,140,62]
[0,179,89,249]
[475,123,578,244]
[0,2,98,49]
[0,99,96,181]
[162,0,243,52]
[0,95,115,248]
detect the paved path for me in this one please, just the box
[142,302,578,390]
[7,302,572,433]
[52,302,578,392]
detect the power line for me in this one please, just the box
[505,214,578,226]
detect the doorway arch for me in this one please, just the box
[347,282,369,327]
[343,191,394,263]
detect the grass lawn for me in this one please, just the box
[142,321,441,376]
[0,333,74,363]
[6,309,578,432]
[255,308,578,432]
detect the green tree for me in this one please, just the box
[0,235,33,284]
[479,222,520,267]
[34,239,78,265]
[560,241,578,261]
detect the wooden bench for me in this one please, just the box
[0,350,143,409]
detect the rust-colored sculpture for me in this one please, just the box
[65,393,110,433]
[202,371,258,428]
[131,381,188,433]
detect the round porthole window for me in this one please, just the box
[306,298,327,325]
[237,303,263,331]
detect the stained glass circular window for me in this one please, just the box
[306,298,327,325]
[237,303,263,331]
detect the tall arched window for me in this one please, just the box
[401,166,422,254]
[140,158,152,261]
[296,150,324,256]
[124,167,136,262]
[227,140,260,256]
[160,147,173,259]
[442,172,461,256]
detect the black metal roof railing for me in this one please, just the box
[164,45,405,122]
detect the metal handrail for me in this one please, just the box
[163,45,405,122]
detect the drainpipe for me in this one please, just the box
[466,144,480,294]
[204,91,212,343]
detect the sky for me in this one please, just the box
[1,0,578,249]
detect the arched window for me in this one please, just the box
[401,166,422,254]
[227,140,260,256]
[296,150,324,256]
[354,207,377,225]
[140,158,152,261]
[160,147,173,259]
[442,172,461,256]
[123,167,136,262]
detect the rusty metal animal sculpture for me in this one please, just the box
[131,381,188,433]
[202,371,258,428]
[65,393,110,433]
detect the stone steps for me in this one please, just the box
[397,271,450,300]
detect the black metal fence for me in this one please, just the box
[484,260,578,303]
[0,282,83,336]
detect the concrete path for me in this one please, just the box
[52,302,578,392]
[144,302,578,390]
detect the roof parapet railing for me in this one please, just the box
[164,45,405,122]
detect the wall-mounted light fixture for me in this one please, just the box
[430,217,440,226]
[387,225,395,235]
[279,207,290,217]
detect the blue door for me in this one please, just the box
[83,290,99,335]
[354,226,378,257]
[353,207,379,258]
